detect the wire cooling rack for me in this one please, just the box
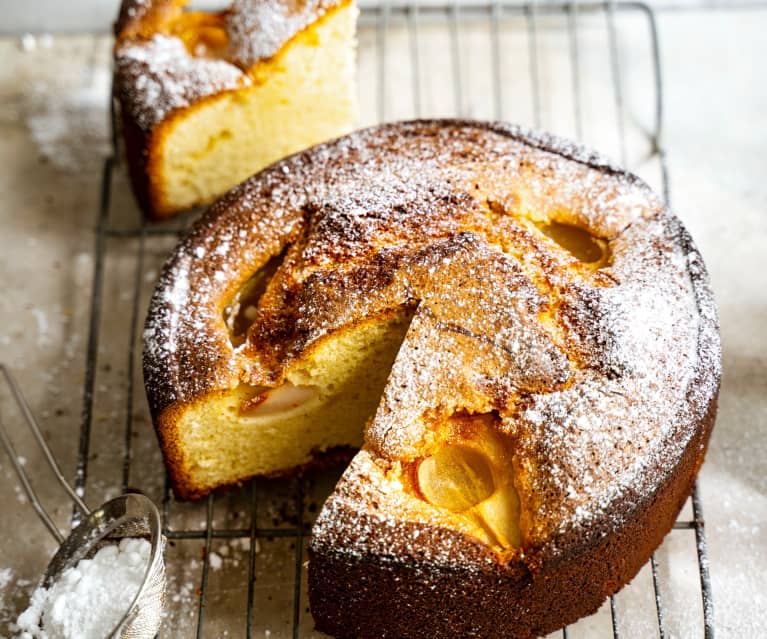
[70,1,716,637]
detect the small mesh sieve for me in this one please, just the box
[0,364,166,638]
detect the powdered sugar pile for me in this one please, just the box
[15,538,150,639]
[0,567,14,614]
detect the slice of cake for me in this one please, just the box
[113,0,358,219]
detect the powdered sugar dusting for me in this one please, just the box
[226,0,343,68]
[115,35,249,132]
[142,121,719,565]
[15,538,151,639]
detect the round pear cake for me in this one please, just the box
[142,120,720,637]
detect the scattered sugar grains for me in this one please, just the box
[0,566,13,611]
[15,538,150,639]
[208,551,223,571]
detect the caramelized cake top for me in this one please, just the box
[143,120,720,551]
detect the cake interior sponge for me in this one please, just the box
[165,313,409,498]
[157,4,359,214]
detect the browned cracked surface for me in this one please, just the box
[143,119,720,636]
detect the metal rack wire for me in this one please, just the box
[74,1,715,636]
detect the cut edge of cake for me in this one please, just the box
[157,310,410,500]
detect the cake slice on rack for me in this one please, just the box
[113,0,358,219]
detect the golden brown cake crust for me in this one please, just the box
[113,34,251,217]
[114,35,249,135]
[143,120,720,633]
[114,0,182,40]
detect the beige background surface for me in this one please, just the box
[0,5,764,638]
